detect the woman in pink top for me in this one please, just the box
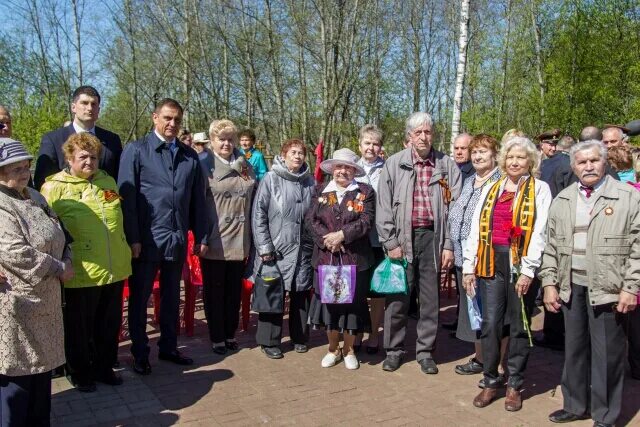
[462,137,552,412]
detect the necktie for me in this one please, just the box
[169,141,178,155]
[580,185,594,198]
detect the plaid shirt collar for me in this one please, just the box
[412,146,435,167]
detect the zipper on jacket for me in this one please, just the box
[91,186,114,283]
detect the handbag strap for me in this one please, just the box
[257,259,284,278]
[329,251,344,266]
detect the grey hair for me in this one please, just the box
[557,135,575,151]
[358,124,383,144]
[405,112,433,137]
[569,140,608,168]
[497,136,541,175]
[603,126,629,143]
[453,132,473,144]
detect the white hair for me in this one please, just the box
[405,112,433,137]
[570,140,608,168]
[497,136,541,175]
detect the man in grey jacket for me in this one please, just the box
[540,140,639,427]
[376,112,461,373]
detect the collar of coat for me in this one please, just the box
[150,132,185,153]
[397,147,450,182]
[558,175,617,203]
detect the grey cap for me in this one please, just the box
[0,138,33,168]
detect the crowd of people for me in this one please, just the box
[0,85,639,427]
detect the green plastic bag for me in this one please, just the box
[370,257,408,294]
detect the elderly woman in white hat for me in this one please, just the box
[304,148,375,370]
[192,131,214,177]
[0,138,71,425]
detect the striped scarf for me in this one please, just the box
[475,176,536,278]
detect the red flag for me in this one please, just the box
[314,139,324,183]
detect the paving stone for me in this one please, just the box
[51,291,640,426]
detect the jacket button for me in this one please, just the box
[169,166,173,171]
[173,186,177,191]
[297,200,302,203]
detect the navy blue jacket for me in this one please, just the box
[118,132,208,262]
[458,161,475,184]
[34,124,122,190]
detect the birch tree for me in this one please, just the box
[450,0,470,147]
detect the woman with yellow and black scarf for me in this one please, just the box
[462,136,552,412]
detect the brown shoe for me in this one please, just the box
[505,387,522,411]
[473,388,498,408]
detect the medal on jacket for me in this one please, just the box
[244,150,252,160]
[605,206,614,215]
[103,189,122,202]
[318,191,338,206]
[346,192,366,212]
[438,178,452,205]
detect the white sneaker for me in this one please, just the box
[344,354,359,370]
[321,351,342,368]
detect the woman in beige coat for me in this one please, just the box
[0,138,72,426]
[200,120,256,355]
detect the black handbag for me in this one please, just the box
[251,261,285,314]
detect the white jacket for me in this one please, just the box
[462,176,552,278]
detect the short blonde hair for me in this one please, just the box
[498,136,540,175]
[63,132,102,160]
[208,119,238,141]
[501,128,525,145]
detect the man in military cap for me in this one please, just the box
[602,125,630,149]
[537,128,561,160]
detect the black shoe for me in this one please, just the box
[68,375,96,392]
[225,341,239,351]
[382,355,403,372]
[112,361,120,368]
[455,358,483,375]
[442,321,458,331]
[158,350,193,365]
[261,346,284,359]
[76,382,97,393]
[418,358,438,374]
[548,409,590,423]
[293,344,308,353]
[133,358,152,375]
[532,336,565,351]
[95,369,123,386]
[212,345,227,355]
[593,422,613,427]
[478,374,505,389]
[366,345,379,355]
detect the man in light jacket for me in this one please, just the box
[376,112,461,373]
[540,140,639,427]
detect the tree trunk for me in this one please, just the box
[530,1,545,128]
[450,0,470,150]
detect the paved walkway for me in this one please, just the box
[51,292,640,426]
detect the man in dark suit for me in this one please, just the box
[118,98,208,375]
[538,128,562,183]
[34,85,122,190]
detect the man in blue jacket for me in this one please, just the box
[118,98,208,375]
[238,128,268,180]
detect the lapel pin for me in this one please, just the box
[604,206,614,216]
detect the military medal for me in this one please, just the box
[103,190,122,202]
[605,206,614,216]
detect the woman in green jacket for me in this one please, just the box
[41,132,132,392]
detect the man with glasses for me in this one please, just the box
[377,112,461,373]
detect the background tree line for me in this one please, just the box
[1,0,639,158]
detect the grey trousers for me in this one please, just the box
[561,284,626,425]
[384,227,439,362]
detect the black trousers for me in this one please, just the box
[478,246,533,390]
[624,307,640,377]
[542,305,565,344]
[256,290,310,347]
[562,284,626,424]
[201,259,244,344]
[0,371,51,427]
[129,259,184,360]
[64,281,123,383]
[384,227,439,362]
